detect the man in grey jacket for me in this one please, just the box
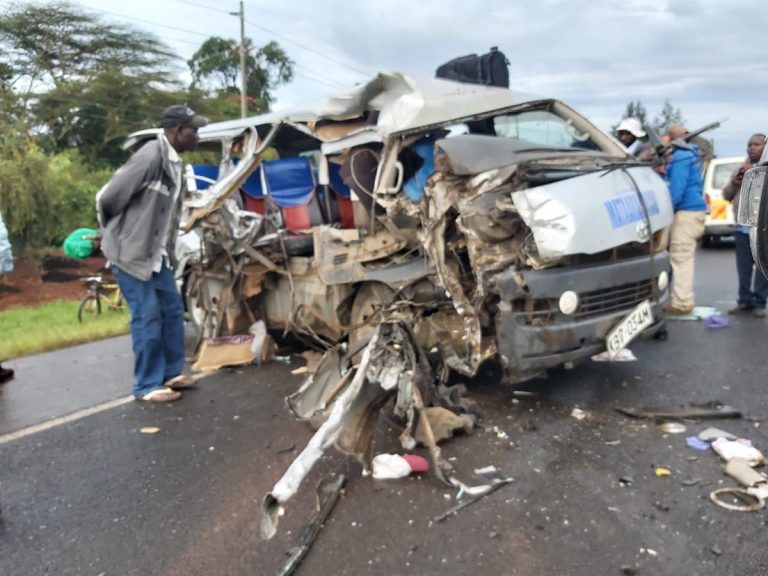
[98,105,208,402]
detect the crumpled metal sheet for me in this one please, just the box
[511,166,673,259]
[262,319,465,539]
[262,328,380,540]
[417,173,499,376]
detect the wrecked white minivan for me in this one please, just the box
[129,73,673,534]
[169,74,671,375]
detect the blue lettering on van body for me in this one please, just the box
[604,190,660,228]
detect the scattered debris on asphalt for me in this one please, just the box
[711,438,765,466]
[616,401,742,421]
[139,427,160,434]
[681,477,705,487]
[704,314,729,329]
[371,453,429,479]
[685,436,710,451]
[723,458,768,498]
[276,474,346,576]
[709,486,765,512]
[591,348,637,362]
[654,467,671,477]
[570,408,587,421]
[192,334,263,372]
[657,422,686,434]
[664,306,720,321]
[698,426,738,441]
[433,471,513,523]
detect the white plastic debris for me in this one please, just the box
[571,408,587,421]
[371,454,412,480]
[591,348,637,362]
[712,438,766,466]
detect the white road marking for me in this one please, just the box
[0,396,134,446]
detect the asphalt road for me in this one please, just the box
[2,244,768,576]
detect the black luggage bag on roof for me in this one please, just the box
[435,46,509,88]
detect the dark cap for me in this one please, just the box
[160,105,208,129]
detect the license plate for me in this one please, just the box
[606,300,653,359]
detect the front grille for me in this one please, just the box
[519,279,654,323]
[574,279,653,318]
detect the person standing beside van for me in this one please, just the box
[663,127,707,315]
[98,105,208,402]
[723,133,767,317]
[616,118,653,160]
[0,209,15,384]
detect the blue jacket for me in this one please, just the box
[0,210,13,274]
[666,146,706,212]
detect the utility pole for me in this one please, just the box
[230,1,248,118]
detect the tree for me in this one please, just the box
[0,1,180,162]
[616,100,686,137]
[0,2,189,249]
[188,37,293,113]
[652,100,685,134]
[622,101,649,126]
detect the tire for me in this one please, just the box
[78,293,102,323]
[700,235,712,248]
[348,282,395,356]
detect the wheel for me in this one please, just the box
[700,235,712,248]
[78,293,102,323]
[184,269,226,338]
[348,282,395,355]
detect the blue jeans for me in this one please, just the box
[735,232,768,309]
[114,265,185,396]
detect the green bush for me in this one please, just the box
[0,139,112,250]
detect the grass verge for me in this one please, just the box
[0,299,130,359]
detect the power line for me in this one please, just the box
[69,3,351,90]
[163,0,369,78]
[73,4,212,39]
[168,0,233,16]
[244,17,369,78]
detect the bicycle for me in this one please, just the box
[77,275,125,323]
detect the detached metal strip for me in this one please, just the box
[0,396,134,446]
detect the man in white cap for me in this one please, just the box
[616,118,652,160]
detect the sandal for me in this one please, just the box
[164,374,198,390]
[136,388,182,402]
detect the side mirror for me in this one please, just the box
[737,165,768,277]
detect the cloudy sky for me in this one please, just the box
[27,0,768,156]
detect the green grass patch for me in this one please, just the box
[0,299,130,359]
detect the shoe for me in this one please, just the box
[0,367,14,384]
[754,308,766,318]
[135,388,182,402]
[728,304,753,315]
[164,374,197,390]
[663,303,693,316]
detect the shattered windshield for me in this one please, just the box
[493,109,598,150]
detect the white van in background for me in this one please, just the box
[701,156,743,247]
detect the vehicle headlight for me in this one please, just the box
[737,168,766,227]
[658,270,669,291]
[559,290,579,315]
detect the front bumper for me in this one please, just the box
[494,252,669,374]
[704,223,737,237]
